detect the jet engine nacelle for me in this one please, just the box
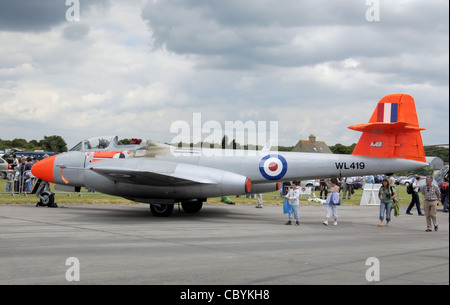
[249,182,281,194]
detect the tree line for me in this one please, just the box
[0,136,68,153]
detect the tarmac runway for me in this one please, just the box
[0,203,448,285]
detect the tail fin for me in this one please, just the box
[348,94,426,162]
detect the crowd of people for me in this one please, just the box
[4,153,47,194]
[280,174,448,232]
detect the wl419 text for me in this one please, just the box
[335,162,366,170]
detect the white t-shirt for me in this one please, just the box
[287,188,300,205]
[413,178,420,193]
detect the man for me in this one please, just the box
[344,176,355,199]
[422,176,441,232]
[255,193,263,208]
[319,178,328,200]
[406,175,424,216]
[440,175,449,213]
[388,174,396,187]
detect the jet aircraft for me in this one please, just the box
[31,94,428,217]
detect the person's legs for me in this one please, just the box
[332,205,338,225]
[379,203,386,226]
[429,201,438,230]
[385,202,393,226]
[324,204,332,225]
[286,204,294,225]
[414,192,423,215]
[424,200,432,231]
[293,205,300,225]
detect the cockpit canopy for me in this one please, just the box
[70,136,143,152]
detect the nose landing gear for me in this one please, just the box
[32,179,58,208]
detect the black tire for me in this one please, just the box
[150,204,174,217]
[181,201,203,213]
[39,191,55,207]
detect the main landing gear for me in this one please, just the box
[149,199,205,217]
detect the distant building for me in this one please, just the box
[291,134,332,154]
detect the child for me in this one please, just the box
[6,171,13,193]
[285,180,301,226]
[323,178,341,226]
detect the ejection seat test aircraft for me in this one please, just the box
[31,94,428,217]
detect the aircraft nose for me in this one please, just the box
[31,155,57,183]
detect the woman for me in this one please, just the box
[378,178,396,227]
[323,178,340,226]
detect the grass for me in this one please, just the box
[0,178,416,206]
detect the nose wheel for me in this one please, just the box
[37,191,57,207]
[33,179,58,208]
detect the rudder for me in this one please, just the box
[348,94,426,162]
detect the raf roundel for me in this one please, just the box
[259,154,288,180]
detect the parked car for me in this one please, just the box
[301,179,320,191]
[0,157,12,179]
[395,176,408,185]
[2,150,57,164]
[400,175,427,187]
[399,176,414,186]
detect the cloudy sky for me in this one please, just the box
[0,0,448,150]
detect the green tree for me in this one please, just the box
[10,138,29,149]
[329,143,356,154]
[40,135,68,152]
[424,145,449,162]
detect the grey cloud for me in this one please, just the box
[140,0,449,103]
[0,0,67,32]
[0,0,111,32]
[63,23,91,40]
[142,0,448,72]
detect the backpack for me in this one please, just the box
[406,183,413,195]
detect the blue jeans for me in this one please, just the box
[407,192,422,214]
[289,204,299,220]
[379,201,393,222]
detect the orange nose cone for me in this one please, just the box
[31,155,56,183]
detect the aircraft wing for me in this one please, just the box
[90,166,201,186]
[88,158,247,187]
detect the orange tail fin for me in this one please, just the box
[348,94,426,162]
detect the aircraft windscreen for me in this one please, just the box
[84,136,114,150]
[70,142,82,151]
[69,136,133,152]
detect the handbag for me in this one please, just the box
[332,192,341,206]
[283,198,292,214]
[326,193,341,206]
